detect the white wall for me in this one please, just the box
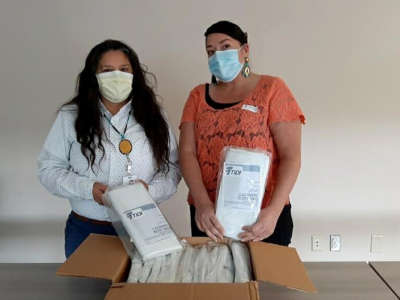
[0,0,399,262]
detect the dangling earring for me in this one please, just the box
[242,57,250,78]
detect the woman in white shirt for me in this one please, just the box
[38,39,181,258]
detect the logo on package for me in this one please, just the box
[126,208,144,220]
[225,166,242,176]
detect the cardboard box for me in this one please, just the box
[57,234,316,299]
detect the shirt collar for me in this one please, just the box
[99,99,132,120]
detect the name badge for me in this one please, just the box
[123,175,138,185]
[241,104,258,113]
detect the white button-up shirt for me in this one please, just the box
[37,101,181,221]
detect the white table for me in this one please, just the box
[0,262,397,300]
[259,262,397,299]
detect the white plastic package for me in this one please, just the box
[203,243,219,282]
[103,182,182,260]
[175,240,194,282]
[215,243,234,282]
[230,240,252,282]
[215,147,271,240]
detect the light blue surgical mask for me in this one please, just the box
[208,48,243,82]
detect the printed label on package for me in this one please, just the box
[123,203,173,245]
[222,163,261,210]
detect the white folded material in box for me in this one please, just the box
[127,240,252,283]
[216,147,271,240]
[104,183,182,260]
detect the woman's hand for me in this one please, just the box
[195,201,225,242]
[239,207,280,242]
[179,122,225,241]
[135,179,149,190]
[92,182,108,205]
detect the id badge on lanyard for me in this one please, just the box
[122,155,138,185]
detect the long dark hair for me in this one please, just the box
[63,39,170,173]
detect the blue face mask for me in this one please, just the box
[208,48,243,82]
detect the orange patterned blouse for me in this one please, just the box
[180,75,306,208]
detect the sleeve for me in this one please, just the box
[179,86,201,129]
[37,110,96,201]
[148,123,181,204]
[268,78,306,125]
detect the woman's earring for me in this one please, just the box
[242,57,250,78]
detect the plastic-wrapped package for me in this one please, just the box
[230,241,252,282]
[215,147,271,240]
[215,243,234,282]
[127,248,144,283]
[174,242,193,282]
[146,255,164,282]
[155,249,183,282]
[103,182,182,260]
[203,243,220,282]
[193,245,208,282]
[138,259,153,283]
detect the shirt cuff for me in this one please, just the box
[81,178,96,200]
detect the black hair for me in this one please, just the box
[62,39,170,173]
[204,21,248,83]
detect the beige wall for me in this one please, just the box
[0,0,399,262]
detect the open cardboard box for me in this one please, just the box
[57,234,316,299]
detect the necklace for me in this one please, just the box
[103,110,132,155]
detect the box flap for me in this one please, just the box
[57,234,129,283]
[182,236,230,246]
[105,282,259,300]
[248,242,316,292]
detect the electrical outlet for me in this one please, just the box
[311,235,322,251]
[330,234,341,252]
[371,234,384,253]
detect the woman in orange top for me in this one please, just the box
[179,21,305,245]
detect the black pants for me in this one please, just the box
[64,212,117,258]
[190,204,293,246]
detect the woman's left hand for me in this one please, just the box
[239,207,281,242]
[135,179,149,190]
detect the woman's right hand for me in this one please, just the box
[179,123,224,241]
[195,201,224,242]
[92,182,108,205]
